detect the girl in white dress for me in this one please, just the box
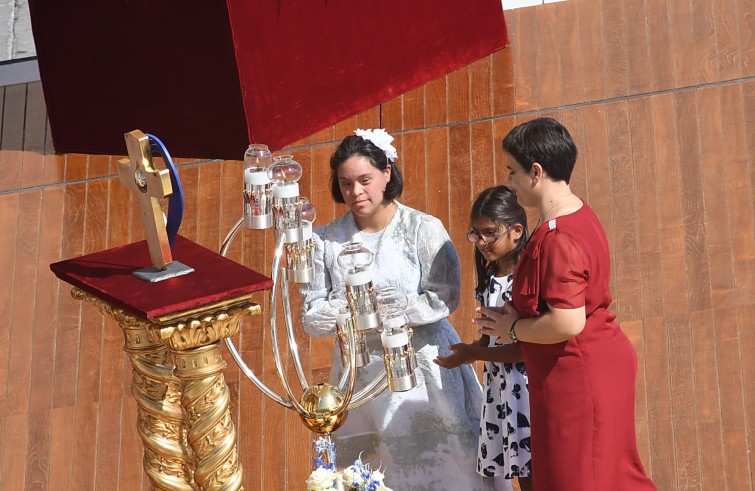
[300,129,483,491]
[434,185,533,491]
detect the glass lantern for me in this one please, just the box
[337,242,380,331]
[243,144,273,229]
[269,155,304,235]
[328,289,369,368]
[285,197,316,283]
[377,287,417,392]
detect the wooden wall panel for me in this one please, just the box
[536,3,561,108]
[3,0,755,489]
[491,48,515,117]
[579,0,605,103]
[625,0,653,95]
[448,65,470,124]
[653,93,688,318]
[676,91,712,313]
[0,194,18,485]
[607,102,641,321]
[5,190,41,423]
[492,117,516,185]
[740,304,755,481]
[690,309,724,491]
[669,0,698,89]
[356,105,381,131]
[628,98,665,319]
[42,121,65,186]
[403,85,425,131]
[738,81,755,305]
[559,109,587,199]
[646,0,675,92]
[424,76,447,127]
[693,0,719,85]
[698,86,736,310]
[469,57,492,121]
[602,0,629,99]
[425,127,450,226]
[512,7,538,112]
[1,413,28,489]
[334,115,357,142]
[382,95,402,135]
[557,1,584,106]
[581,105,619,305]
[714,307,753,490]
[738,0,755,78]
[401,131,428,211]
[448,124,474,339]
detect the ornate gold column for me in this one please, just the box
[73,288,258,491]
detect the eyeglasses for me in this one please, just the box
[465,227,510,244]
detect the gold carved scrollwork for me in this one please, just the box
[155,303,259,351]
[72,289,196,489]
[175,348,242,490]
[143,447,195,491]
[72,287,252,490]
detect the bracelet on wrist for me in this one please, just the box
[509,319,520,343]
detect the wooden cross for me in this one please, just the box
[117,130,174,269]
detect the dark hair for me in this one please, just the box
[329,134,404,203]
[502,117,578,184]
[470,185,529,300]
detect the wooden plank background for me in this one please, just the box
[1,0,755,489]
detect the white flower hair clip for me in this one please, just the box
[355,128,398,163]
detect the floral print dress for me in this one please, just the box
[477,273,532,481]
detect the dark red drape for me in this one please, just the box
[28,0,508,160]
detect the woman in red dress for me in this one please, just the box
[474,117,656,491]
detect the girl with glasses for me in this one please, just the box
[435,185,533,491]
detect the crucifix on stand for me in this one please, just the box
[117,129,194,281]
[51,130,275,490]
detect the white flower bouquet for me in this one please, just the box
[307,436,393,491]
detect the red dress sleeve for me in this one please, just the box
[539,230,589,309]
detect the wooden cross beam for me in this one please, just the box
[117,130,174,269]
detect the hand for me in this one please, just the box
[473,302,520,340]
[433,342,477,369]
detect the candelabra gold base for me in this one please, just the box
[299,384,348,434]
[72,288,258,491]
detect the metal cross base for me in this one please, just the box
[133,260,195,282]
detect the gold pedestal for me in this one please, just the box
[73,288,258,491]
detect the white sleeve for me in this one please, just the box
[299,232,338,336]
[404,216,461,326]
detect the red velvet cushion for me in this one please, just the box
[50,235,273,320]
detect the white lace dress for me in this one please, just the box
[301,201,483,491]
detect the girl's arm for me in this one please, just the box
[475,303,586,344]
[433,338,524,369]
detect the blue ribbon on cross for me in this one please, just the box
[147,133,184,248]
